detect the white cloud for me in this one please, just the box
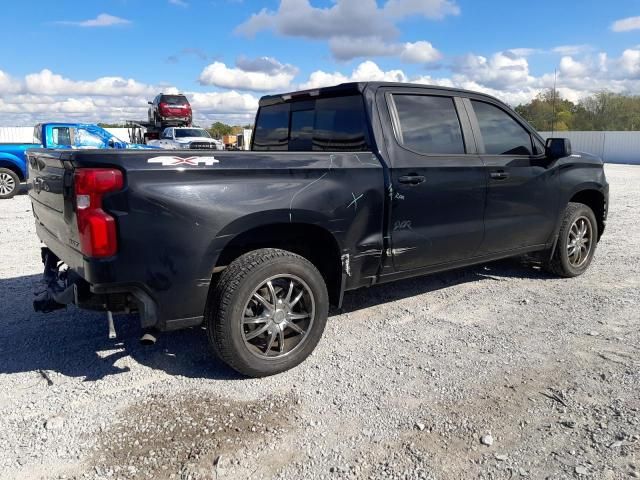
[199,58,298,91]
[452,51,532,89]
[24,70,157,97]
[236,0,452,61]
[611,16,640,32]
[559,56,590,78]
[400,41,442,63]
[506,48,542,57]
[0,70,21,95]
[300,61,407,89]
[169,0,189,6]
[328,37,441,63]
[55,13,131,27]
[552,44,592,56]
[383,0,460,19]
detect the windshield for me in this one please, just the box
[175,129,211,138]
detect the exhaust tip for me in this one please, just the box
[140,333,157,346]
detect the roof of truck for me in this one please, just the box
[258,81,506,107]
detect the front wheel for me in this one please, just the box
[545,202,598,277]
[206,248,329,377]
[0,168,20,199]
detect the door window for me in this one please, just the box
[51,127,72,146]
[472,101,533,155]
[391,94,465,155]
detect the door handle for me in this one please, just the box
[398,175,426,185]
[490,171,510,180]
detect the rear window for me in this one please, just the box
[252,95,370,152]
[161,95,189,106]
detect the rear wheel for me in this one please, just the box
[207,248,329,377]
[0,168,19,199]
[545,202,598,277]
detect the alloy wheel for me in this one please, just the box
[241,274,315,359]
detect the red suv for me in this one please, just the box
[148,94,192,127]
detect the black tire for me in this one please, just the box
[0,168,20,199]
[545,202,598,277]
[206,248,329,377]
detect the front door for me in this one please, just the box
[467,99,558,254]
[382,91,487,271]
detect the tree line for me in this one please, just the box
[515,90,640,132]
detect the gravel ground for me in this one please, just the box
[0,164,638,480]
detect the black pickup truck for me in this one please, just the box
[28,82,609,377]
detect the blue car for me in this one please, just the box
[0,123,155,199]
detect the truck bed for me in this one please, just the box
[28,148,385,330]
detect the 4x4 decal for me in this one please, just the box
[147,156,219,166]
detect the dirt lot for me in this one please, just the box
[0,164,638,480]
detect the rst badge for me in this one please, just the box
[147,156,219,166]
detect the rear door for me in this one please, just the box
[466,99,558,254]
[379,88,487,271]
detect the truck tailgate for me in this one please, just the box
[27,151,85,272]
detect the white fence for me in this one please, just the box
[540,131,640,165]
[0,127,34,143]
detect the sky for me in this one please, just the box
[0,0,639,127]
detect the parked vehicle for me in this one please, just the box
[147,127,224,150]
[0,142,39,199]
[147,94,192,128]
[29,82,608,377]
[0,123,153,199]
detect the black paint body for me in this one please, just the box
[28,82,609,330]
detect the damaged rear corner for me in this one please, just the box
[34,247,158,329]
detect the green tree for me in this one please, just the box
[515,89,640,131]
[515,89,575,131]
[208,121,233,139]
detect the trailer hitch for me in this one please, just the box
[33,248,74,313]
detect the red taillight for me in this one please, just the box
[74,168,124,258]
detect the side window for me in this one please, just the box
[313,96,368,151]
[472,100,533,155]
[51,127,72,146]
[392,94,465,155]
[253,103,290,151]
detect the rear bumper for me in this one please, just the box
[33,247,203,331]
[34,247,158,328]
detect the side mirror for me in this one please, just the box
[148,101,153,105]
[545,138,572,159]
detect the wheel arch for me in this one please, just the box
[568,188,606,240]
[211,217,344,307]
[0,157,26,181]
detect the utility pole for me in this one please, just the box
[551,68,557,135]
